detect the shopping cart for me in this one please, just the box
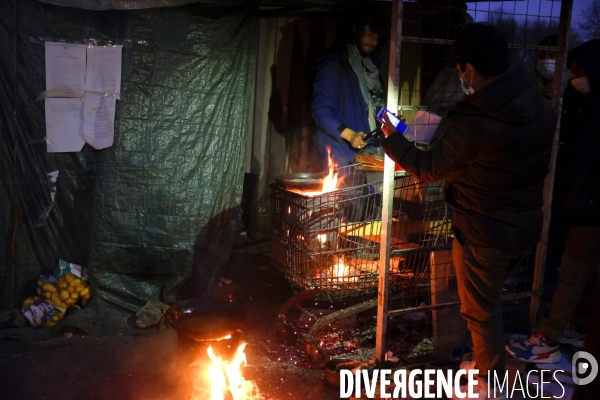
[270,163,453,368]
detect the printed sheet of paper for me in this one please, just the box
[83,94,116,150]
[84,45,122,96]
[45,42,86,97]
[45,98,85,153]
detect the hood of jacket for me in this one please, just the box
[568,39,600,98]
[451,67,545,125]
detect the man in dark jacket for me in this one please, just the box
[312,13,386,169]
[507,40,600,364]
[381,24,555,399]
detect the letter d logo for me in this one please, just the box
[572,351,598,385]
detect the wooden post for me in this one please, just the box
[529,0,574,330]
[376,0,403,366]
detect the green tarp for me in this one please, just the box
[0,0,257,338]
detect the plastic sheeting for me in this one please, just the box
[35,0,248,11]
[33,0,354,11]
[0,0,257,337]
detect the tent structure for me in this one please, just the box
[0,0,572,344]
[0,0,258,338]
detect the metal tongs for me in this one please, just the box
[363,127,382,142]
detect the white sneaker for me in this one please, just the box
[560,323,585,347]
[451,378,507,400]
[505,330,561,363]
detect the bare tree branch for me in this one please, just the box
[578,0,600,39]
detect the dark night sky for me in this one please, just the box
[467,0,591,38]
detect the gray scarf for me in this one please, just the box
[347,43,384,131]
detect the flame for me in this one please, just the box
[317,234,327,243]
[288,146,339,196]
[335,257,347,278]
[320,147,339,193]
[199,343,261,400]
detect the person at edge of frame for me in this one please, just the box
[379,23,556,400]
[535,34,560,101]
[507,40,600,367]
[311,8,388,170]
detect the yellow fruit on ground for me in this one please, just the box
[64,274,75,284]
[70,292,79,299]
[75,285,83,293]
[65,298,75,305]
[67,287,74,294]
[59,290,70,301]
[21,297,34,309]
[51,316,59,322]
[80,287,90,296]
[58,281,68,289]
[37,279,45,286]
[51,292,62,307]
[42,284,57,293]
[57,312,65,319]
[44,292,52,299]
[82,291,91,300]
[69,279,81,288]
[44,321,55,328]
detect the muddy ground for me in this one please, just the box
[0,238,570,400]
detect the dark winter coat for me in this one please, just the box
[553,39,600,227]
[382,67,556,250]
[312,42,373,169]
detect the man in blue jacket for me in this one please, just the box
[312,13,386,169]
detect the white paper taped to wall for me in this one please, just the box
[84,45,123,96]
[45,42,86,98]
[83,94,116,150]
[45,98,85,153]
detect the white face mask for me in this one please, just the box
[537,59,556,78]
[460,70,475,95]
[572,76,592,94]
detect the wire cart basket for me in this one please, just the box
[270,163,454,368]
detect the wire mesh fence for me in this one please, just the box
[271,0,569,367]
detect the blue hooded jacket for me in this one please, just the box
[312,42,372,169]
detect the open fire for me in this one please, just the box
[291,146,339,196]
[192,342,261,400]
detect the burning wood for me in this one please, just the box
[192,342,261,400]
[313,257,407,283]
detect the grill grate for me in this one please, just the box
[270,164,452,292]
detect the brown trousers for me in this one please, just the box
[453,232,530,378]
[539,227,600,343]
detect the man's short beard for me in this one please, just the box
[357,44,372,57]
